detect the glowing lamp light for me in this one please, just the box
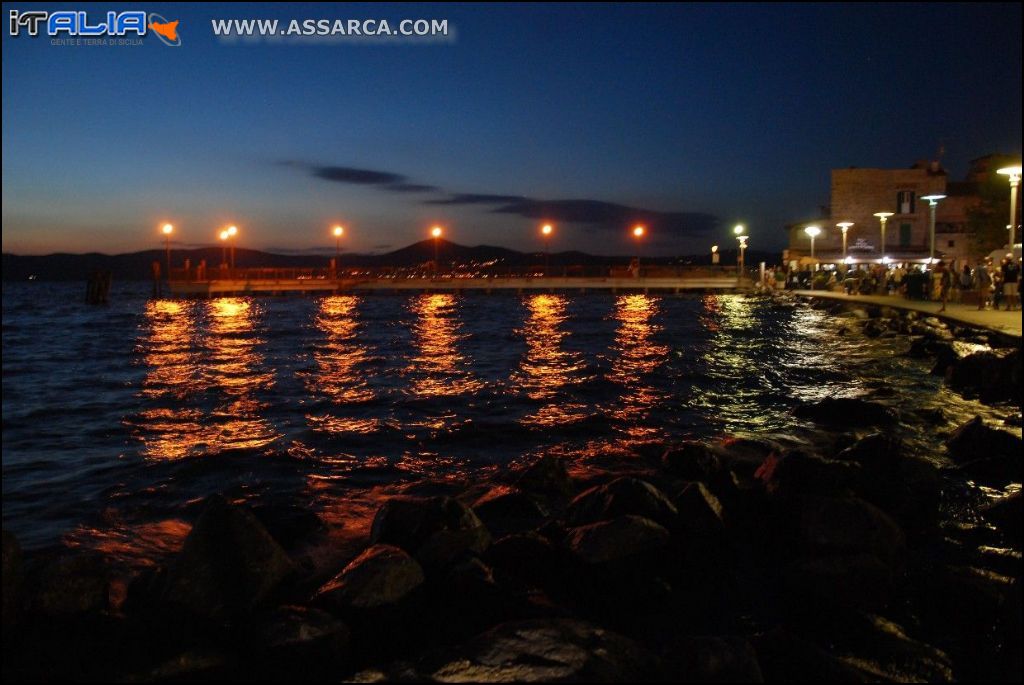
[997,166,1022,182]
[633,225,645,238]
[227,225,238,236]
[804,226,821,238]
[541,224,553,236]
[711,245,718,253]
[333,225,344,237]
[844,256,854,265]
[219,230,229,241]
[920,194,946,204]
[431,226,443,238]
[733,224,745,235]
[161,223,174,235]
[837,221,854,231]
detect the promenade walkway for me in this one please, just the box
[793,290,1022,338]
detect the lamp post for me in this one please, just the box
[431,225,443,275]
[920,196,945,264]
[541,223,553,275]
[218,230,229,268]
[711,244,719,265]
[804,226,821,265]
[737,235,748,282]
[226,225,238,270]
[997,165,1021,253]
[873,212,893,263]
[333,225,344,260]
[632,225,645,275]
[836,222,853,261]
[161,223,173,278]
[733,224,746,277]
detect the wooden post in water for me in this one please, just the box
[85,270,112,304]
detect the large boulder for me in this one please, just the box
[370,495,491,570]
[566,477,678,528]
[315,544,424,610]
[755,450,860,498]
[662,442,724,482]
[159,495,296,618]
[254,605,350,665]
[2,530,22,629]
[945,416,1022,463]
[800,496,905,566]
[673,482,727,539]
[514,454,574,498]
[981,492,1022,544]
[793,398,898,427]
[564,515,671,565]
[32,553,109,616]
[426,618,658,682]
[948,347,1022,402]
[472,486,548,538]
[485,532,562,589]
[664,636,763,682]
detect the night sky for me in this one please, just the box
[2,2,1021,256]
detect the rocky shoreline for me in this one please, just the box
[2,294,1021,683]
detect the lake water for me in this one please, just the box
[1,282,1013,566]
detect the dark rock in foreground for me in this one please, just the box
[566,477,678,528]
[565,515,671,564]
[315,544,424,609]
[159,494,295,618]
[370,495,491,570]
[425,618,658,682]
[793,397,899,427]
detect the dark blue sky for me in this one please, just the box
[2,2,1021,256]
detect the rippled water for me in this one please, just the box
[1,282,1014,565]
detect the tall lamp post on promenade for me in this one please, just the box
[873,212,893,263]
[431,225,443,276]
[804,226,821,266]
[737,235,748,282]
[733,224,746,279]
[541,223,553,275]
[333,225,344,260]
[161,223,173,278]
[997,165,1022,253]
[632,225,645,275]
[836,222,853,261]
[920,196,945,264]
[219,229,229,269]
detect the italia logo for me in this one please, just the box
[8,10,182,46]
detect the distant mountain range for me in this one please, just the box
[2,239,776,281]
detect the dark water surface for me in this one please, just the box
[1,282,1014,565]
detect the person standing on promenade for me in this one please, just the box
[936,260,951,312]
[1002,256,1020,311]
[975,260,993,310]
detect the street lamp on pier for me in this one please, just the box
[804,225,821,265]
[733,224,746,277]
[997,165,1021,253]
[632,225,645,275]
[161,223,173,278]
[836,222,853,261]
[431,226,443,275]
[919,197,945,264]
[873,212,893,263]
[541,223,553,275]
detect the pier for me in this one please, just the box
[167,266,748,297]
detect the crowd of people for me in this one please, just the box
[763,255,1021,311]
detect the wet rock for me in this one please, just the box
[472,486,547,538]
[426,618,659,682]
[662,441,723,482]
[945,415,1022,463]
[315,544,424,610]
[160,495,295,618]
[793,397,898,427]
[514,454,573,498]
[485,532,561,588]
[913,565,1014,657]
[370,495,491,570]
[801,496,905,566]
[566,477,678,528]
[783,553,896,611]
[755,450,860,498]
[948,347,1022,402]
[673,482,727,539]
[862,319,887,338]
[954,455,1023,488]
[981,492,1022,544]
[564,515,671,564]
[665,636,763,682]
[255,604,350,659]
[33,554,109,615]
[250,503,325,550]
[849,308,869,320]
[751,627,871,682]
[930,340,986,376]
[2,530,22,630]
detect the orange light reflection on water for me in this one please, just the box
[607,294,668,438]
[515,294,590,427]
[405,294,483,404]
